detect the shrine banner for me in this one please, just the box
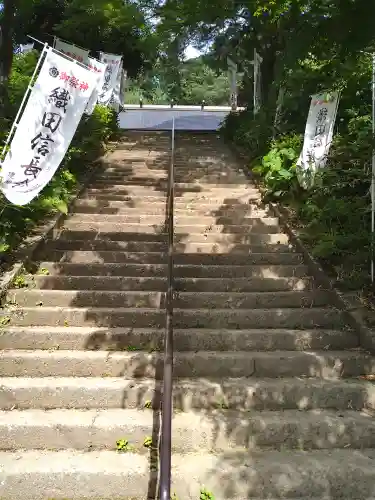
[54,37,89,64]
[0,47,99,205]
[85,57,107,115]
[18,43,34,54]
[110,60,126,111]
[98,52,122,106]
[254,49,262,115]
[120,69,127,107]
[297,92,340,188]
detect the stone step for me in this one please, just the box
[46,239,169,253]
[89,181,257,192]
[0,349,373,379]
[1,306,346,329]
[73,198,269,212]
[27,275,315,292]
[33,262,309,278]
[0,326,357,352]
[81,192,261,202]
[1,448,375,499]
[7,290,332,310]
[1,408,374,452]
[58,229,168,242]
[63,221,282,235]
[66,213,279,227]
[71,204,272,217]
[59,228,289,245]
[37,248,303,265]
[47,238,293,254]
[1,376,373,411]
[97,174,248,184]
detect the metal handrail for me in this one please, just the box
[159,117,175,500]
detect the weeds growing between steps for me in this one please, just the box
[0,50,119,265]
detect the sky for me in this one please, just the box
[184,45,202,60]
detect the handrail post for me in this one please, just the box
[159,116,175,500]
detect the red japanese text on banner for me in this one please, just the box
[54,38,89,64]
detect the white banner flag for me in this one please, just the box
[111,60,127,111]
[85,57,107,115]
[120,69,127,108]
[227,57,237,110]
[0,48,99,205]
[254,49,262,116]
[98,52,122,106]
[297,92,340,188]
[19,43,34,54]
[54,38,89,64]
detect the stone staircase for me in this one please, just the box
[1,131,375,499]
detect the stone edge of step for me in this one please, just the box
[1,449,375,499]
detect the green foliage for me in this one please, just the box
[127,54,232,105]
[252,134,302,199]
[0,53,118,258]
[200,488,215,500]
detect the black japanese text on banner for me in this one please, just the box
[54,37,89,64]
[85,58,107,115]
[296,92,340,188]
[0,47,100,206]
[98,52,122,106]
[111,59,126,112]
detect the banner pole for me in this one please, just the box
[371,52,375,283]
[0,44,48,163]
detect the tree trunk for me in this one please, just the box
[0,0,17,83]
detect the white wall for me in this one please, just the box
[119,105,245,131]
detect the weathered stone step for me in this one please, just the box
[28,275,315,292]
[90,181,256,191]
[8,290,331,310]
[37,248,302,265]
[97,173,248,184]
[0,326,357,352]
[35,261,169,277]
[64,221,281,235]
[48,239,169,253]
[1,408,374,452]
[72,204,271,217]
[2,448,375,499]
[38,249,169,264]
[59,228,288,245]
[46,238,292,254]
[58,229,168,242]
[67,213,279,227]
[33,262,308,278]
[0,349,373,378]
[81,192,261,202]
[1,376,373,411]
[80,192,168,202]
[73,198,268,212]
[1,306,345,329]
[62,220,284,236]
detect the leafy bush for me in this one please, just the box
[252,134,302,199]
[221,93,373,290]
[0,51,119,256]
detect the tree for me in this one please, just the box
[0,0,17,81]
